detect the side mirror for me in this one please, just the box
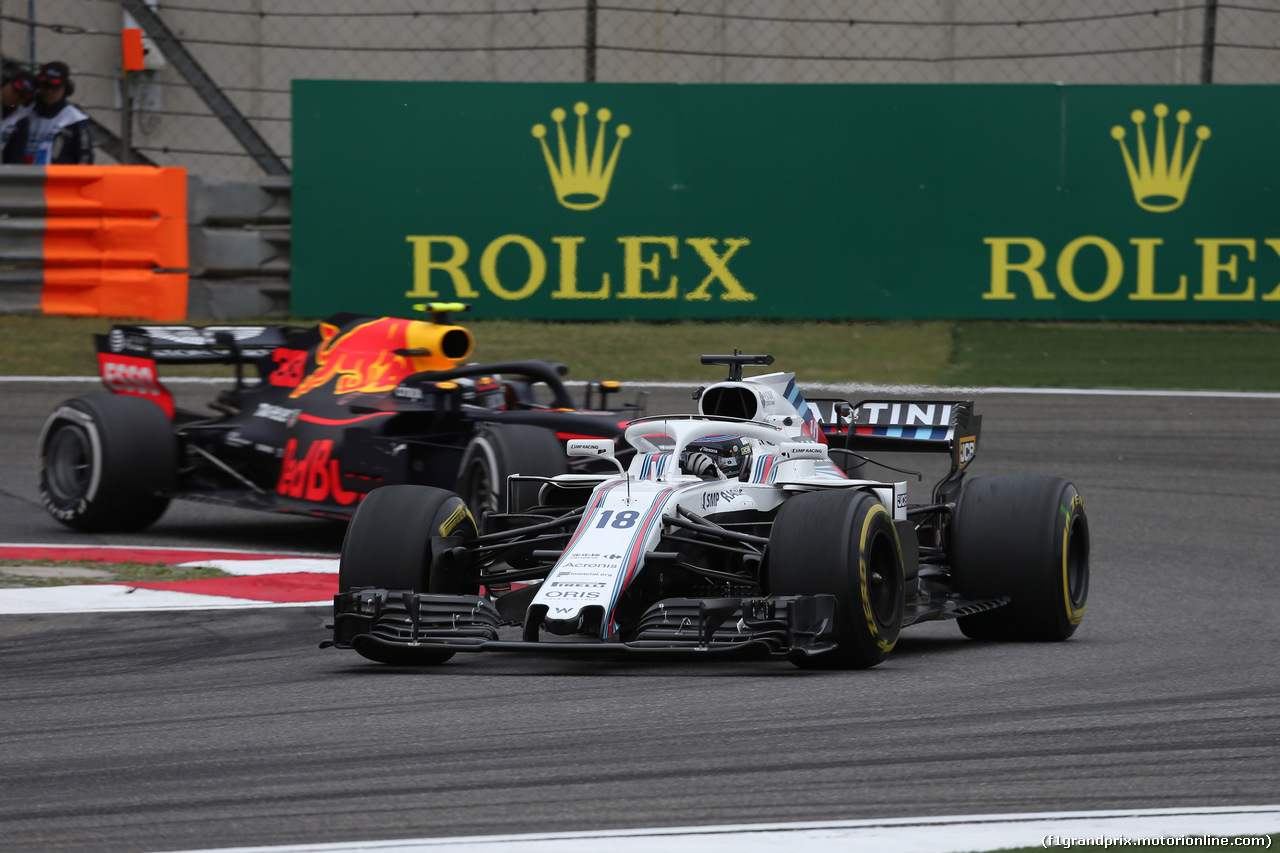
[567,439,616,459]
[567,439,625,476]
[780,441,828,462]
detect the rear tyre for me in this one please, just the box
[768,490,905,669]
[456,424,568,520]
[950,475,1089,641]
[38,394,175,532]
[339,485,479,665]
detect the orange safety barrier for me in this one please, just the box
[40,165,188,321]
[41,217,187,269]
[43,166,186,218]
[41,269,189,320]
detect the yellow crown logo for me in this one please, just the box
[1111,104,1210,213]
[532,102,630,211]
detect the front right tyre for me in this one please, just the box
[338,485,479,665]
[767,489,905,669]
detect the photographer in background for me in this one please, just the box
[8,61,93,165]
[1,62,35,163]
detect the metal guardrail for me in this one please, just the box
[186,175,291,319]
[0,169,290,319]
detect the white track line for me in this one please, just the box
[154,806,1280,853]
[0,585,328,613]
[0,547,338,614]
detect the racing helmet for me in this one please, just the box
[680,435,751,479]
[456,374,505,409]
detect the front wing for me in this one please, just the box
[324,589,839,661]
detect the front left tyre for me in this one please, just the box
[38,394,176,532]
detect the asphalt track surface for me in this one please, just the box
[2,379,1278,853]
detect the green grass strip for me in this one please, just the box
[951,322,1280,391]
[4,315,1280,390]
[0,559,231,588]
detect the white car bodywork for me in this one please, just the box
[326,351,1075,672]
[526,374,907,639]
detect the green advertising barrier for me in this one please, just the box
[292,81,1280,320]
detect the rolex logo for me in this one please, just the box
[1111,103,1210,213]
[532,102,630,211]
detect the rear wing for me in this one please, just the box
[809,398,981,475]
[93,323,304,417]
[95,324,303,365]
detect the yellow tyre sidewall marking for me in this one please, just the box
[859,503,900,655]
[1061,492,1086,626]
[438,500,476,537]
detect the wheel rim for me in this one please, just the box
[45,424,93,500]
[459,456,499,518]
[865,527,901,627]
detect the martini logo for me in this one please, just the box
[532,101,630,211]
[1111,103,1210,213]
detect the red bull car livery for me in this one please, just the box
[326,353,1090,670]
[38,305,641,532]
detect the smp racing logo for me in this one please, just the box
[984,102,1280,306]
[404,101,755,306]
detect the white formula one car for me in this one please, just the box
[324,353,1089,669]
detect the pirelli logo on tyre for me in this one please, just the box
[438,501,475,537]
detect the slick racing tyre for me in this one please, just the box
[338,486,479,665]
[457,424,568,519]
[768,490,905,669]
[339,485,478,594]
[950,475,1089,641]
[38,394,176,532]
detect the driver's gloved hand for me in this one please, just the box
[682,451,725,480]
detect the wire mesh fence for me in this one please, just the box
[1,1,1276,181]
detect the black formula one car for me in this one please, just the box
[38,304,642,532]
[325,353,1089,669]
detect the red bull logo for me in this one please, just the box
[290,317,474,398]
[276,438,359,504]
